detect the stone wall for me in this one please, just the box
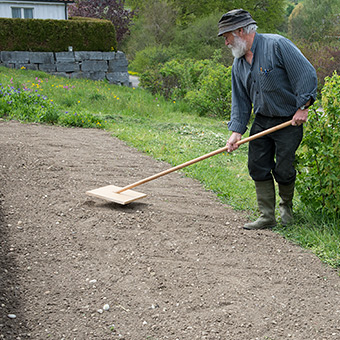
[0,51,130,86]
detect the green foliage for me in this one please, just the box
[0,78,105,129]
[0,84,60,124]
[172,12,231,61]
[140,55,232,118]
[296,72,340,217]
[0,17,116,52]
[58,111,105,129]
[123,0,286,67]
[129,45,175,73]
[288,0,340,42]
[185,61,232,117]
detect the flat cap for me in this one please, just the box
[218,9,257,36]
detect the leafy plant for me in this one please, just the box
[58,111,105,129]
[140,55,232,118]
[185,60,232,118]
[0,84,60,124]
[296,71,340,217]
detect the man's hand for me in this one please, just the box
[226,132,242,152]
[292,108,309,126]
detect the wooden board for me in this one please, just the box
[86,185,147,205]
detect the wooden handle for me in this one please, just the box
[116,119,292,193]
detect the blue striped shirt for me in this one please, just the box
[228,33,318,134]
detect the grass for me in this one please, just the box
[0,66,339,272]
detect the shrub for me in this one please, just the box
[140,54,233,118]
[0,84,60,124]
[129,45,175,74]
[185,61,232,118]
[296,72,340,217]
[0,17,117,52]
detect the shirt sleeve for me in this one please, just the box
[228,65,253,134]
[275,37,318,108]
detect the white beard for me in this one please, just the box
[229,35,248,58]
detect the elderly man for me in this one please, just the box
[218,9,317,229]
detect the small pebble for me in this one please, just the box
[8,314,16,319]
[97,309,103,314]
[103,304,110,311]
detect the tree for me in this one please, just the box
[126,0,286,32]
[68,0,136,44]
[289,0,340,42]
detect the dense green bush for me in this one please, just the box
[185,61,232,117]
[140,55,232,118]
[296,72,340,217]
[0,17,117,52]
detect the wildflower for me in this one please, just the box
[21,66,26,70]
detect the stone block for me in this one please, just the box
[82,71,106,81]
[81,60,108,72]
[56,62,80,72]
[55,52,75,63]
[75,51,103,61]
[15,63,38,71]
[108,58,128,72]
[102,52,116,60]
[1,51,30,63]
[29,52,54,64]
[39,63,57,72]
[106,72,129,86]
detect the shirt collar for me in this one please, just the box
[251,32,259,54]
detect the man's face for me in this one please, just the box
[223,30,248,58]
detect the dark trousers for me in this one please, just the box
[248,114,303,185]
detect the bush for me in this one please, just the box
[129,45,175,74]
[140,54,232,118]
[0,84,60,124]
[185,61,232,117]
[0,17,116,52]
[296,71,340,217]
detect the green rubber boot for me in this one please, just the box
[278,181,295,226]
[244,179,277,230]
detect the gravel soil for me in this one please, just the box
[0,120,339,340]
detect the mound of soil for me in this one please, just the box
[0,120,339,340]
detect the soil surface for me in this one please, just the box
[0,120,339,340]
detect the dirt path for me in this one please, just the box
[0,120,339,340]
